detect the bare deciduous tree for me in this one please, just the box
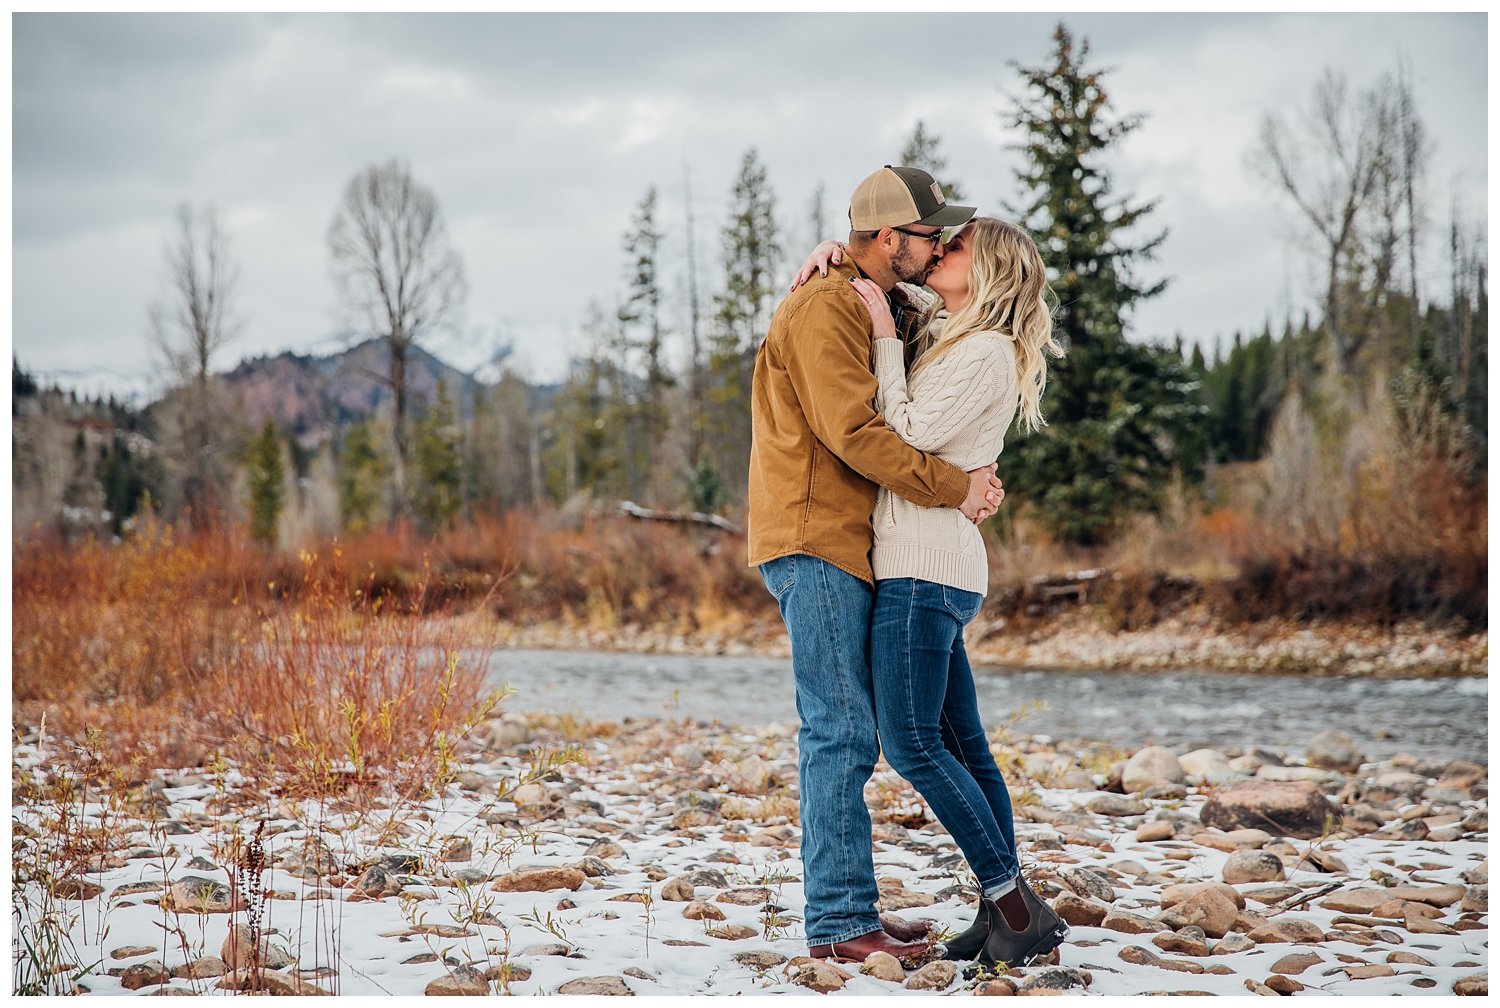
[328,160,466,518]
[150,203,239,528]
[1251,69,1397,379]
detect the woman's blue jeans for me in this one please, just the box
[871,577,1018,894]
[758,554,882,945]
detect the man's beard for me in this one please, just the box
[890,238,934,284]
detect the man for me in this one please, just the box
[747,166,1002,962]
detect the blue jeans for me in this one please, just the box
[759,554,882,945]
[871,577,1018,894]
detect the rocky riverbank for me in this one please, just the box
[13,715,1487,997]
[486,604,1486,678]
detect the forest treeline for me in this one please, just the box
[12,25,1487,627]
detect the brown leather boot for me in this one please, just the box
[880,913,936,944]
[808,929,931,967]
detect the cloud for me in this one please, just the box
[12,12,1487,396]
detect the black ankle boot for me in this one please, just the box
[940,894,992,961]
[975,878,1068,970]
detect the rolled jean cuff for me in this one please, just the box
[978,869,1020,899]
[984,870,1020,900]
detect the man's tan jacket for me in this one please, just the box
[747,258,968,584]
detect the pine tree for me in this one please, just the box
[618,186,670,501]
[338,420,389,533]
[1002,23,1203,543]
[413,382,463,529]
[545,305,627,502]
[898,121,966,201]
[708,148,780,499]
[246,419,285,547]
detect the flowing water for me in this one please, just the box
[483,649,1487,764]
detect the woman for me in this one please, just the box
[797,218,1068,970]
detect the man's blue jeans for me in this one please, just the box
[758,554,882,946]
[871,577,1019,895]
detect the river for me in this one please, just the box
[482,649,1487,765]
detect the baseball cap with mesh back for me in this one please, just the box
[848,165,976,231]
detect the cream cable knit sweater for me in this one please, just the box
[871,315,1019,595]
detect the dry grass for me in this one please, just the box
[12,520,503,796]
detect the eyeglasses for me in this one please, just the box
[890,225,945,247]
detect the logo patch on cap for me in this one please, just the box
[930,182,944,203]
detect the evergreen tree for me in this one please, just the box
[618,186,669,501]
[898,120,966,201]
[688,456,726,515]
[413,382,463,529]
[545,305,627,502]
[246,419,285,547]
[1002,23,1203,543]
[338,420,389,533]
[708,148,780,499]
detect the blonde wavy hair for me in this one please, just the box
[910,217,1062,434]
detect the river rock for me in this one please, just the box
[172,957,227,980]
[279,837,340,878]
[1162,888,1238,938]
[682,900,726,921]
[1438,759,1486,789]
[1053,893,1109,927]
[216,969,330,995]
[1179,748,1237,785]
[112,945,157,960]
[733,951,787,969]
[860,951,906,983]
[1088,794,1148,817]
[717,887,771,906]
[352,865,404,897]
[974,978,1018,995]
[1123,747,1185,794]
[706,923,758,941]
[120,961,171,990]
[1306,730,1364,772]
[1163,882,1245,911]
[678,868,730,888]
[1453,975,1487,996]
[1101,910,1168,935]
[1060,867,1116,902]
[1461,885,1487,912]
[1152,927,1210,956]
[1384,884,1466,907]
[1321,889,1394,914]
[221,924,295,970]
[1212,933,1255,955]
[793,961,850,993]
[1248,917,1324,944]
[1136,821,1175,841]
[54,878,105,901]
[1018,967,1090,994]
[161,875,237,913]
[659,877,695,901]
[905,960,957,990]
[492,867,585,892]
[1361,771,1429,802]
[557,976,633,995]
[1270,952,1323,975]
[1200,780,1339,839]
[426,966,489,996]
[1223,850,1285,885]
[439,836,472,863]
[574,856,614,878]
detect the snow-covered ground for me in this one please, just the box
[12,714,1488,997]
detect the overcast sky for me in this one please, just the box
[12,12,1488,401]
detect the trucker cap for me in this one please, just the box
[848,165,977,231]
